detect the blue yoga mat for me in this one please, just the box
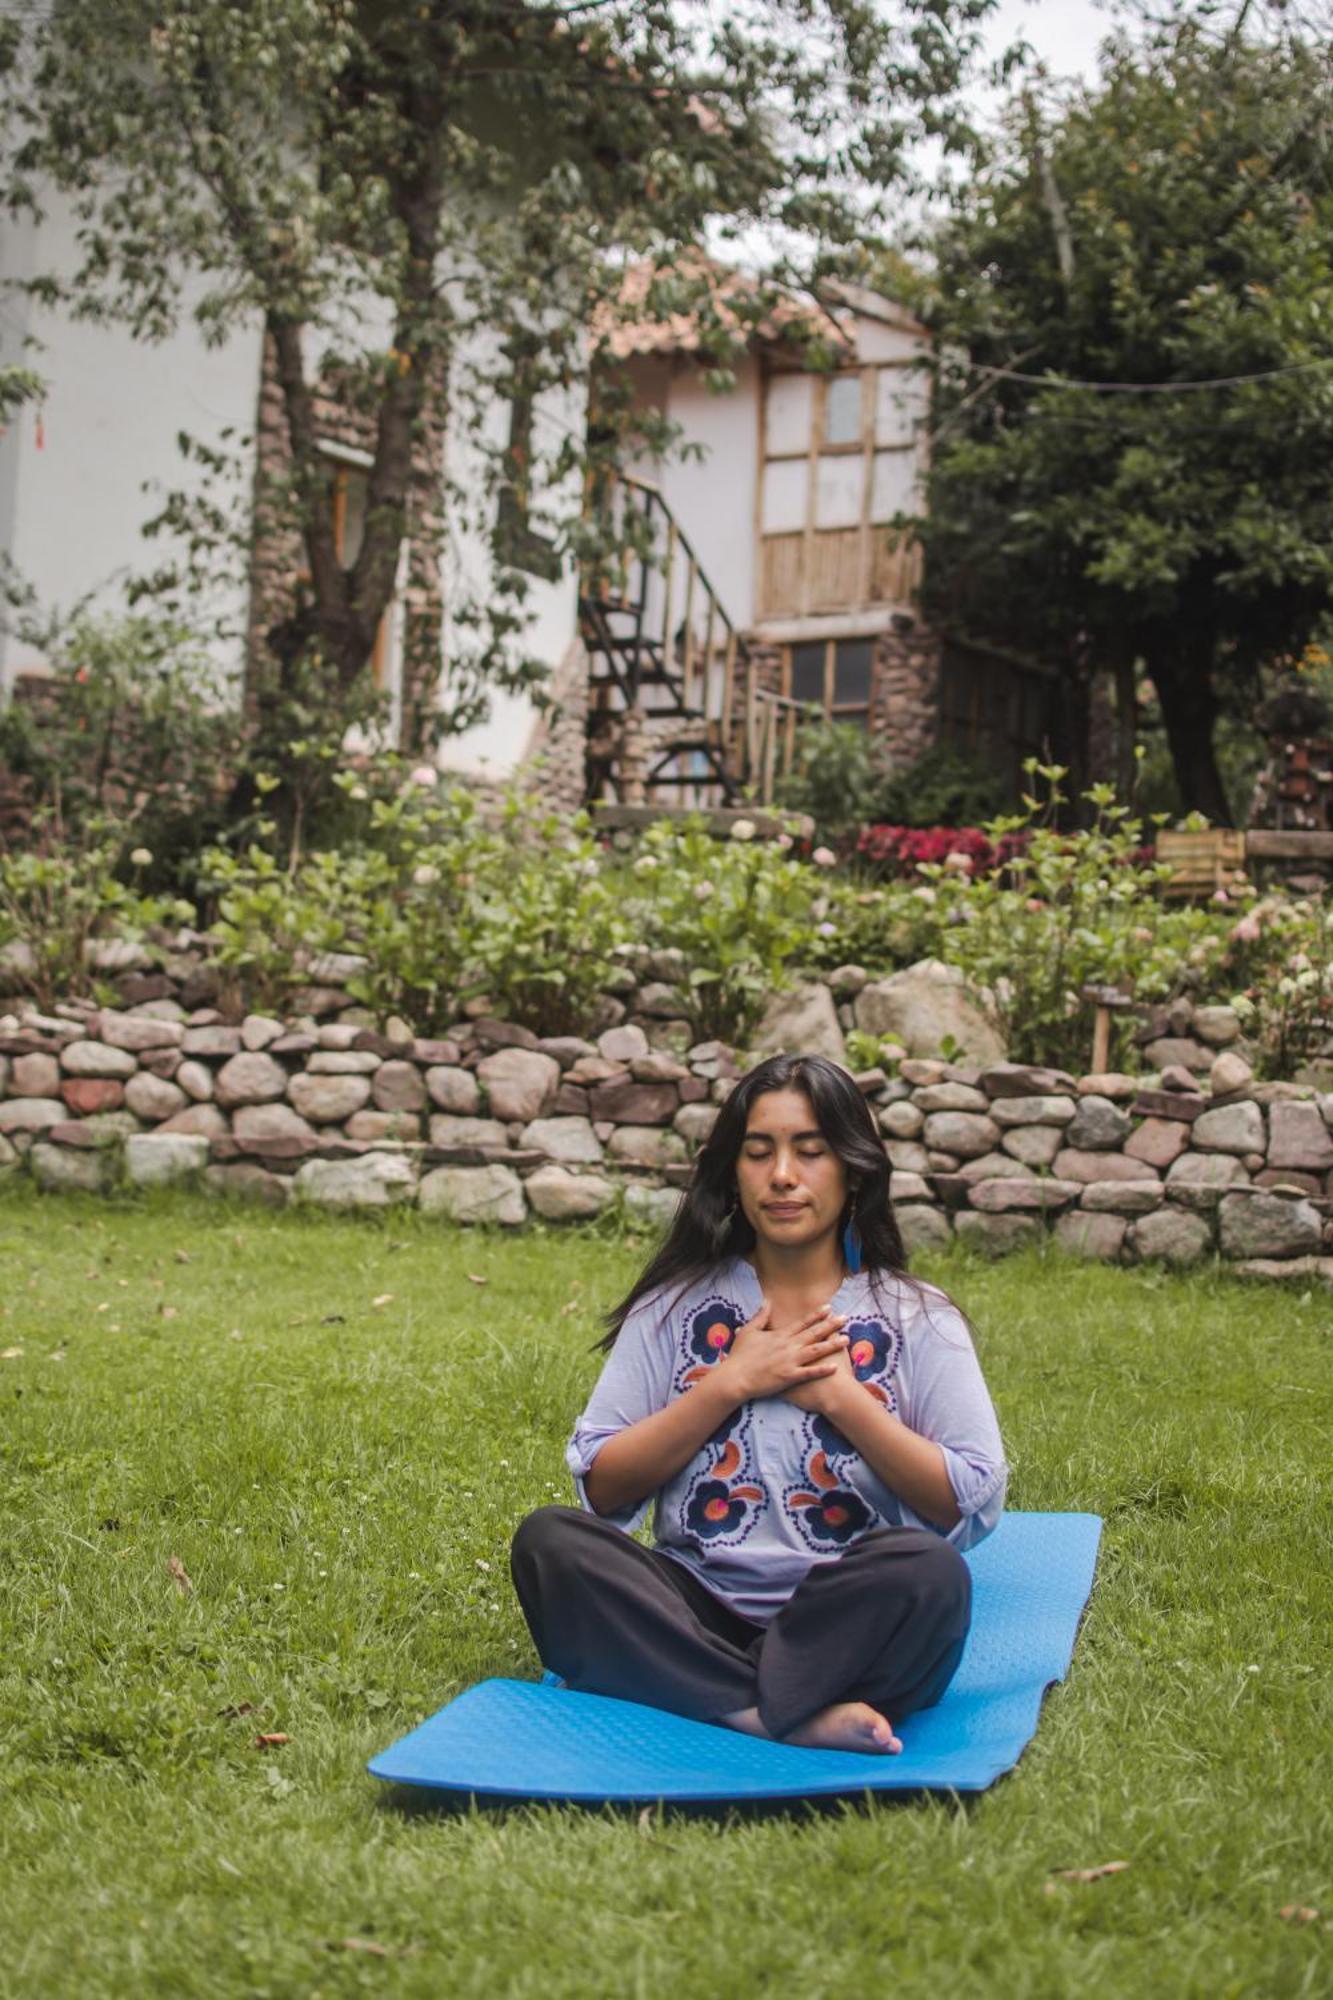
[369,1510,1102,1803]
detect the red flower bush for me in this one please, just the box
[855,822,1155,879]
[855,824,1029,877]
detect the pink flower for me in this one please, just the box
[812,846,837,868]
[409,764,437,787]
[1231,915,1261,945]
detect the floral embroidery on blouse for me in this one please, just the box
[786,1314,902,1554]
[784,1447,875,1547]
[673,1293,748,1393]
[680,1411,766,1549]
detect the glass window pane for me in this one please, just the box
[870,449,919,523]
[875,365,930,446]
[761,457,808,534]
[815,453,863,528]
[765,373,814,456]
[833,638,873,709]
[790,642,826,707]
[824,373,863,446]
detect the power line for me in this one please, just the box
[967,354,1333,394]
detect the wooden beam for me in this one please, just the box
[660,517,677,658]
[721,629,737,757]
[681,560,697,709]
[1243,830,1333,861]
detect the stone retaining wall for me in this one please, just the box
[2,994,1331,1284]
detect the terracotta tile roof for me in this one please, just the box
[594,255,858,360]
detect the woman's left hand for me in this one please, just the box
[784,1341,857,1418]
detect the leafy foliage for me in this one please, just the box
[921,18,1333,820]
[0,814,191,1012]
[2,0,993,745]
[203,780,626,1036]
[772,720,887,843]
[0,615,241,886]
[856,823,1030,878]
[872,743,1011,830]
[821,766,1258,1069]
[621,816,822,1045]
[1224,894,1333,1078]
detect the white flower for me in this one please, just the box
[129,847,153,867]
[812,846,836,868]
[633,855,658,876]
[409,764,437,787]
[693,881,714,900]
[729,818,756,842]
[348,784,368,802]
[817,921,836,937]
[912,886,936,905]
[412,864,439,888]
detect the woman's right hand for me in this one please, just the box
[719,1300,848,1402]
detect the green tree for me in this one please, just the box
[919,11,1333,821]
[2,0,993,757]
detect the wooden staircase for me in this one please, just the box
[579,474,796,808]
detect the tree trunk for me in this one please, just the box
[1112,651,1138,803]
[1048,638,1092,820]
[1152,657,1233,824]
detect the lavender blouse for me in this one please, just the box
[566,1257,1007,1624]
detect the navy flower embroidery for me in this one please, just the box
[786,1446,879,1551]
[679,1428,765,1549]
[843,1318,901,1383]
[685,1479,754,1539]
[790,1484,872,1546]
[684,1296,746,1368]
[811,1412,853,1459]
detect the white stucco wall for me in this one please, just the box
[627,351,761,631]
[433,319,585,779]
[0,197,262,695]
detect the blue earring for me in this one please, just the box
[842,1217,863,1275]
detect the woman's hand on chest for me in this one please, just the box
[719,1299,849,1402]
[783,1339,860,1421]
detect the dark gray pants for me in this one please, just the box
[510,1504,972,1741]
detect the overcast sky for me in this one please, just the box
[979,0,1117,87]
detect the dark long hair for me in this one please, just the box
[602,1052,910,1346]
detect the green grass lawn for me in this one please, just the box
[1,1182,1330,2000]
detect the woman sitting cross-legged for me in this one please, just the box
[510,1051,1007,1755]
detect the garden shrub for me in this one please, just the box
[855,823,1031,877]
[772,720,886,842]
[871,742,1010,828]
[1224,895,1333,1077]
[203,842,355,1017]
[923,785,1245,1069]
[0,614,241,886]
[817,770,1259,1071]
[204,782,627,1036]
[461,795,628,1037]
[622,815,821,1045]
[0,813,193,1010]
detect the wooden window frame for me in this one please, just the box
[781,636,873,726]
[758,359,923,619]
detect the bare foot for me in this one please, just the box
[783,1702,902,1755]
